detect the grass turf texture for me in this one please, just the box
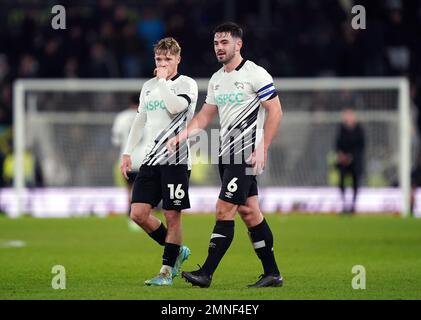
[0,214,420,300]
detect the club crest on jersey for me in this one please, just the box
[234,81,245,89]
[214,84,220,91]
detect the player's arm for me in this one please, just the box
[248,67,283,174]
[156,78,190,114]
[167,103,218,152]
[120,112,146,179]
[248,96,283,174]
[260,96,283,152]
[120,88,147,179]
[155,67,194,114]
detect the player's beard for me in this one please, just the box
[217,49,236,65]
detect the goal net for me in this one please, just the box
[12,78,411,216]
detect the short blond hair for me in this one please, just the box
[154,37,181,56]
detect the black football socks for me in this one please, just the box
[202,220,235,276]
[248,219,280,276]
[163,242,181,268]
[147,222,167,246]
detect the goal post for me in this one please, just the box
[12,77,411,217]
[13,79,147,216]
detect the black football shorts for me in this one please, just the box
[126,171,138,185]
[218,163,258,205]
[131,164,191,211]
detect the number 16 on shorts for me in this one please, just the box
[168,184,185,199]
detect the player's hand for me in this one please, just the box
[166,136,178,154]
[337,152,352,165]
[120,154,132,180]
[247,143,267,175]
[337,152,347,165]
[154,66,169,80]
[346,154,353,165]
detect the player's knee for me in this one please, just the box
[216,201,236,220]
[164,210,180,226]
[238,206,253,223]
[239,206,260,226]
[238,205,252,215]
[130,205,151,225]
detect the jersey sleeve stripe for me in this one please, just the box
[177,94,192,105]
[259,89,276,100]
[257,85,275,96]
[266,91,278,100]
[257,83,274,93]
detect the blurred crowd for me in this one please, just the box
[0,0,421,188]
[1,0,421,115]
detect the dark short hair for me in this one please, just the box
[129,94,139,106]
[213,22,243,39]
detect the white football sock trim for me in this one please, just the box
[211,233,227,239]
[253,240,266,249]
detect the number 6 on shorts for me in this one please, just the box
[227,177,238,192]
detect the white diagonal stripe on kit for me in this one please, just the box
[228,117,258,150]
[149,110,186,146]
[231,124,256,146]
[232,128,257,155]
[175,153,188,165]
[149,148,170,165]
[221,98,260,141]
[166,142,189,165]
[234,141,255,155]
[148,142,170,162]
[219,120,258,156]
[166,141,188,160]
[220,106,259,151]
[143,111,188,164]
[220,97,259,138]
[219,118,257,154]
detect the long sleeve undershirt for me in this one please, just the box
[156,78,189,114]
[123,112,146,156]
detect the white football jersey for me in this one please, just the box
[138,74,198,168]
[205,60,277,160]
[111,108,147,170]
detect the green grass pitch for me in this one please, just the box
[0,214,420,300]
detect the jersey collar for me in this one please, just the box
[235,59,247,71]
[170,73,180,81]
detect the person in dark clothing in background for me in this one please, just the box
[410,152,421,216]
[335,108,365,214]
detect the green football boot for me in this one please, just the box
[144,268,173,286]
[172,245,191,279]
